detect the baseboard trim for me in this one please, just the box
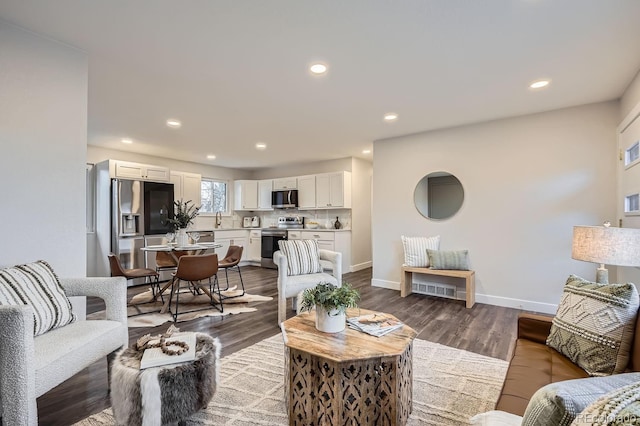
[372,279,557,314]
[371,279,400,290]
[351,261,372,273]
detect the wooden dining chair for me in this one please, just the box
[168,253,222,322]
[108,253,162,304]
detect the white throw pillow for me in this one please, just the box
[401,235,440,267]
[278,239,323,276]
[0,260,76,335]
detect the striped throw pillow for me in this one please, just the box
[0,260,76,336]
[278,239,323,276]
[401,235,440,267]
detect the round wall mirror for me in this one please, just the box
[414,172,464,220]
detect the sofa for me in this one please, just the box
[0,276,129,426]
[495,311,640,416]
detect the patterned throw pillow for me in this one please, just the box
[522,372,640,426]
[546,275,639,376]
[569,379,640,425]
[426,249,470,270]
[278,239,323,276]
[0,260,76,336]
[401,235,440,267]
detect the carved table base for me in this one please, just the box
[285,342,413,426]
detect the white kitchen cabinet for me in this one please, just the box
[300,230,351,272]
[234,180,258,210]
[297,175,316,209]
[258,179,273,210]
[113,160,170,182]
[248,230,262,262]
[170,171,201,205]
[273,177,297,190]
[214,230,250,263]
[315,171,351,209]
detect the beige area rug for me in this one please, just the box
[75,335,508,425]
[90,286,272,327]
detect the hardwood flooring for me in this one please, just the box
[37,266,523,425]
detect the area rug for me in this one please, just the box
[89,287,272,327]
[74,335,508,425]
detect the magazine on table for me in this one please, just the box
[347,312,404,337]
[140,332,197,369]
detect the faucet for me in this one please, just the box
[215,211,222,229]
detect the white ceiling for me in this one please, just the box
[2,1,640,169]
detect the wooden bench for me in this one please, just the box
[400,266,476,308]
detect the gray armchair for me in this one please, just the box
[274,249,342,324]
[0,276,129,426]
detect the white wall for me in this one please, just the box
[621,69,640,121]
[251,157,353,179]
[0,22,88,276]
[372,102,619,313]
[351,157,373,269]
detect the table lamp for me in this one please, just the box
[572,223,640,283]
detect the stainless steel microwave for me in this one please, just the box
[271,189,298,209]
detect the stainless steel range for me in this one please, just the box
[261,216,304,268]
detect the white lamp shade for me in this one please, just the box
[572,226,640,267]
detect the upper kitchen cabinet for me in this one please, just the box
[171,171,201,205]
[234,180,258,210]
[273,177,297,190]
[297,175,316,209]
[316,171,351,209]
[258,179,274,210]
[112,160,170,182]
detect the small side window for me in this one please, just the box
[625,193,640,216]
[625,142,639,167]
[200,178,228,214]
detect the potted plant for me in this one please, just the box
[167,200,200,246]
[300,282,360,333]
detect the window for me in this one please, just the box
[626,142,639,167]
[625,193,640,215]
[200,178,228,214]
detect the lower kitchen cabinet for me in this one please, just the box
[298,231,351,272]
[214,230,249,264]
[247,230,262,262]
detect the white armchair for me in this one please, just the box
[274,249,342,324]
[0,276,129,426]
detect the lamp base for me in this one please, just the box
[596,266,608,284]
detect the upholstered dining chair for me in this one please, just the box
[218,245,245,297]
[168,253,222,322]
[108,253,162,303]
[273,241,342,324]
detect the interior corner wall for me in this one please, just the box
[0,22,88,276]
[620,69,640,121]
[251,157,353,180]
[372,101,618,313]
[351,158,373,269]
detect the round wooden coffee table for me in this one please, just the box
[281,308,416,425]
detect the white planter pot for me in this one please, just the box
[315,306,346,333]
[176,229,189,247]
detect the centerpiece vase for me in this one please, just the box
[315,306,346,333]
[176,228,189,247]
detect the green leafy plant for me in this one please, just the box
[167,199,200,230]
[300,282,360,316]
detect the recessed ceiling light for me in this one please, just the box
[529,80,550,89]
[206,154,216,160]
[362,149,371,154]
[121,138,133,144]
[255,142,267,150]
[383,113,398,122]
[166,119,182,128]
[309,63,328,75]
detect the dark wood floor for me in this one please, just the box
[38,266,523,425]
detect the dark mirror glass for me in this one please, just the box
[414,172,464,220]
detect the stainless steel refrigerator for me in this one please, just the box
[111,179,174,272]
